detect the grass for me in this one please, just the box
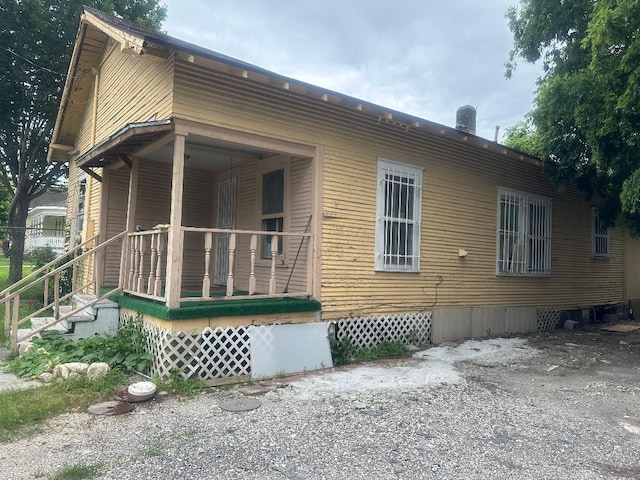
[330,338,408,366]
[0,370,127,443]
[152,369,204,397]
[0,257,49,347]
[44,463,102,480]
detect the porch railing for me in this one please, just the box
[123,227,313,304]
[1,232,127,353]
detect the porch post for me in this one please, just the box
[95,167,109,294]
[165,134,186,308]
[120,158,139,289]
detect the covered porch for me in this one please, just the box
[80,118,322,309]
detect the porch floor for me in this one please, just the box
[114,293,321,321]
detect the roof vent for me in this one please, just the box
[455,105,476,135]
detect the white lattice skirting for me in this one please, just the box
[537,307,561,333]
[141,322,251,380]
[332,312,432,349]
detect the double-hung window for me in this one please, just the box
[592,208,609,258]
[375,159,422,272]
[496,187,552,276]
[261,168,284,258]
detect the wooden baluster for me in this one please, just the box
[269,235,278,294]
[147,234,157,295]
[249,234,257,295]
[54,274,60,320]
[4,293,10,338]
[137,236,146,292]
[226,233,236,297]
[128,236,137,289]
[154,234,164,297]
[72,262,78,294]
[11,294,19,354]
[43,267,49,308]
[202,232,212,298]
[71,255,78,291]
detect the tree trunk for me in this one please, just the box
[7,195,30,286]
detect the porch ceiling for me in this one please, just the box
[75,120,281,172]
[147,134,276,171]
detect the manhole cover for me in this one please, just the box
[87,401,135,416]
[219,397,261,412]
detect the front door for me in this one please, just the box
[214,177,236,285]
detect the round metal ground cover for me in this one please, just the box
[220,397,261,412]
[87,401,135,416]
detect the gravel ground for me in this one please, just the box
[2,326,640,479]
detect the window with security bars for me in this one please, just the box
[496,188,552,276]
[261,168,284,258]
[592,208,609,258]
[375,159,422,272]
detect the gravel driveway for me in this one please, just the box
[2,327,640,479]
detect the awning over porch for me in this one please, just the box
[75,119,174,168]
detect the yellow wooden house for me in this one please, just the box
[45,7,632,379]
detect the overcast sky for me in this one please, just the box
[161,0,541,142]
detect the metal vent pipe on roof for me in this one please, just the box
[455,105,476,135]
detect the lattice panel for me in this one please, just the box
[142,323,202,378]
[199,326,251,379]
[137,321,251,379]
[333,312,432,349]
[537,307,561,332]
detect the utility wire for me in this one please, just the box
[2,48,67,77]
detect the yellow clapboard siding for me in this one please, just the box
[64,47,626,318]
[75,42,174,157]
[170,61,625,316]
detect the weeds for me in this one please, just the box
[152,369,204,397]
[6,314,153,378]
[330,338,407,366]
[139,442,165,457]
[47,462,102,480]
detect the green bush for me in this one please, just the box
[7,314,153,377]
[25,246,57,268]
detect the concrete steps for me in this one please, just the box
[18,294,120,352]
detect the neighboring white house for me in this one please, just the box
[25,191,67,255]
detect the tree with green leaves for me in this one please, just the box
[506,0,640,234]
[0,0,166,286]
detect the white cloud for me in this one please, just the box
[162,0,542,141]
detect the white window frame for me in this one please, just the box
[591,208,609,258]
[256,158,290,264]
[496,187,552,276]
[73,174,87,246]
[375,158,423,272]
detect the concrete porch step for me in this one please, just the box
[30,316,70,333]
[59,305,95,323]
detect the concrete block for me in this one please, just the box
[506,307,537,334]
[431,307,472,343]
[564,320,579,331]
[471,307,506,338]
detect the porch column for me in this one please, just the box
[120,158,139,288]
[165,134,186,308]
[95,167,109,294]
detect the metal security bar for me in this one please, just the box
[376,159,422,272]
[592,208,609,257]
[497,188,552,276]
